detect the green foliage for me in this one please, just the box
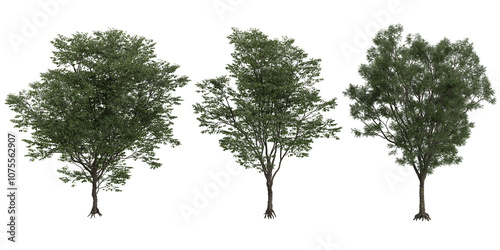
[344,24,496,176]
[194,28,340,175]
[6,29,188,192]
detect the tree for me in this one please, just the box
[344,24,496,221]
[194,28,341,219]
[5,29,188,218]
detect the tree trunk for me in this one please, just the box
[263,178,276,219]
[88,180,102,218]
[413,177,430,221]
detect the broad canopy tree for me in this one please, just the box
[194,28,340,219]
[6,29,188,218]
[345,24,496,221]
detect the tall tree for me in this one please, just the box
[6,29,188,218]
[344,24,496,221]
[194,28,340,219]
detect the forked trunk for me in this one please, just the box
[413,177,430,221]
[88,181,102,218]
[264,178,276,219]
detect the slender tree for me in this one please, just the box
[6,29,188,218]
[344,24,496,221]
[194,28,340,219]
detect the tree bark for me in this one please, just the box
[413,177,430,221]
[263,177,276,219]
[88,180,102,218]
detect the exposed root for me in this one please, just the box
[264,208,276,219]
[413,212,431,221]
[88,208,102,219]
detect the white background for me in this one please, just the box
[1,0,499,249]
